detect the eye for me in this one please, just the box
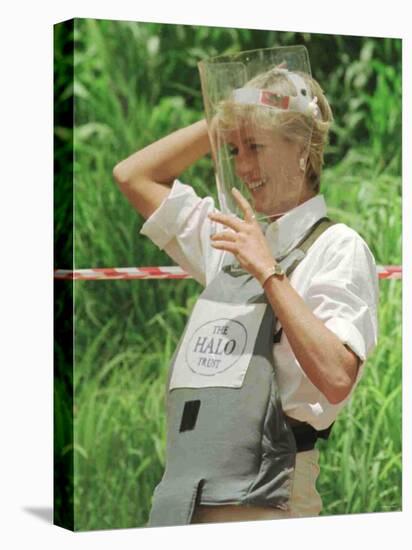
[228,146,239,157]
[249,143,265,152]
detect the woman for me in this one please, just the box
[113,51,378,526]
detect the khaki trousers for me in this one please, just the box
[191,449,322,524]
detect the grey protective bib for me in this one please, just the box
[148,218,334,527]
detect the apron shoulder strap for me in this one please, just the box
[281,217,336,277]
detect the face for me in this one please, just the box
[221,124,311,217]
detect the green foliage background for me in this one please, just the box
[55,18,402,530]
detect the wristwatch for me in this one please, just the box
[260,263,285,287]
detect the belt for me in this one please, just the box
[285,416,334,453]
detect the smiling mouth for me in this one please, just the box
[247,179,266,191]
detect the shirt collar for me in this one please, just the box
[263,194,328,259]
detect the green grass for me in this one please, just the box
[54,19,402,530]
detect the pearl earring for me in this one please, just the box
[299,158,306,172]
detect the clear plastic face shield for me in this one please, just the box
[198,46,320,221]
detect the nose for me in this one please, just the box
[234,148,258,181]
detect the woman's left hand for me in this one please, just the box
[208,188,275,284]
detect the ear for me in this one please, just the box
[297,142,310,168]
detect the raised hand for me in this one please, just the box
[209,188,277,285]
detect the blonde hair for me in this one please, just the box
[215,69,333,193]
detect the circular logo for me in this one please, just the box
[185,318,247,376]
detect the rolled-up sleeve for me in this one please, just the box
[304,228,379,382]
[139,179,225,286]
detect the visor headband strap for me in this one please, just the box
[232,71,321,120]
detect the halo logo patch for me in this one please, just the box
[169,299,267,390]
[186,318,247,376]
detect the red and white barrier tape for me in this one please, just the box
[54,265,402,281]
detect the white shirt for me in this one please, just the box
[140,179,379,430]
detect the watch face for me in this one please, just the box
[275,264,285,276]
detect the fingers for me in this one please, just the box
[211,230,237,242]
[231,188,256,223]
[208,188,256,230]
[208,211,244,232]
[210,239,238,254]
